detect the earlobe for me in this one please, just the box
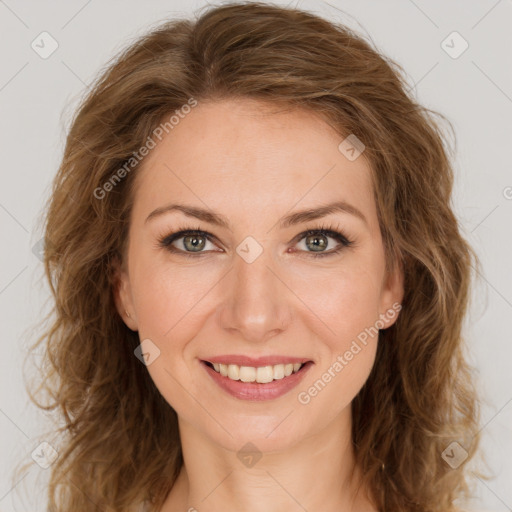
[112,256,138,331]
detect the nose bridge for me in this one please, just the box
[218,245,292,342]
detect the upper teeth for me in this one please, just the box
[211,363,303,383]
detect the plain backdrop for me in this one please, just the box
[0,1,511,510]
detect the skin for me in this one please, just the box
[113,98,404,512]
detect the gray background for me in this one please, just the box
[0,0,511,510]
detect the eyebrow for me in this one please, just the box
[145,200,368,229]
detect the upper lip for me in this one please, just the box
[202,355,312,366]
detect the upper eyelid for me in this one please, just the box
[166,227,343,240]
[291,227,345,240]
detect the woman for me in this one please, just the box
[18,2,488,511]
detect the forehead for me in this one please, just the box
[130,99,377,229]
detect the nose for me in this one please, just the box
[217,249,293,344]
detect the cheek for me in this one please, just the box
[291,261,383,418]
[131,259,219,339]
[295,338,377,429]
[287,256,384,348]
[130,262,218,411]
[286,256,384,409]
[129,259,226,399]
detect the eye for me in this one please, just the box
[291,224,354,258]
[158,227,220,257]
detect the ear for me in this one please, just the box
[111,255,139,331]
[378,254,404,330]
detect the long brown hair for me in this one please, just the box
[15,2,490,510]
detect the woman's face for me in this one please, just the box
[114,98,403,452]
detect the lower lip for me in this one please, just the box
[201,360,313,401]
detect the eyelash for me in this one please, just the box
[157,222,355,259]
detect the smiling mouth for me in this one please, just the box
[202,360,311,384]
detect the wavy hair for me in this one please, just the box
[15,2,489,511]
